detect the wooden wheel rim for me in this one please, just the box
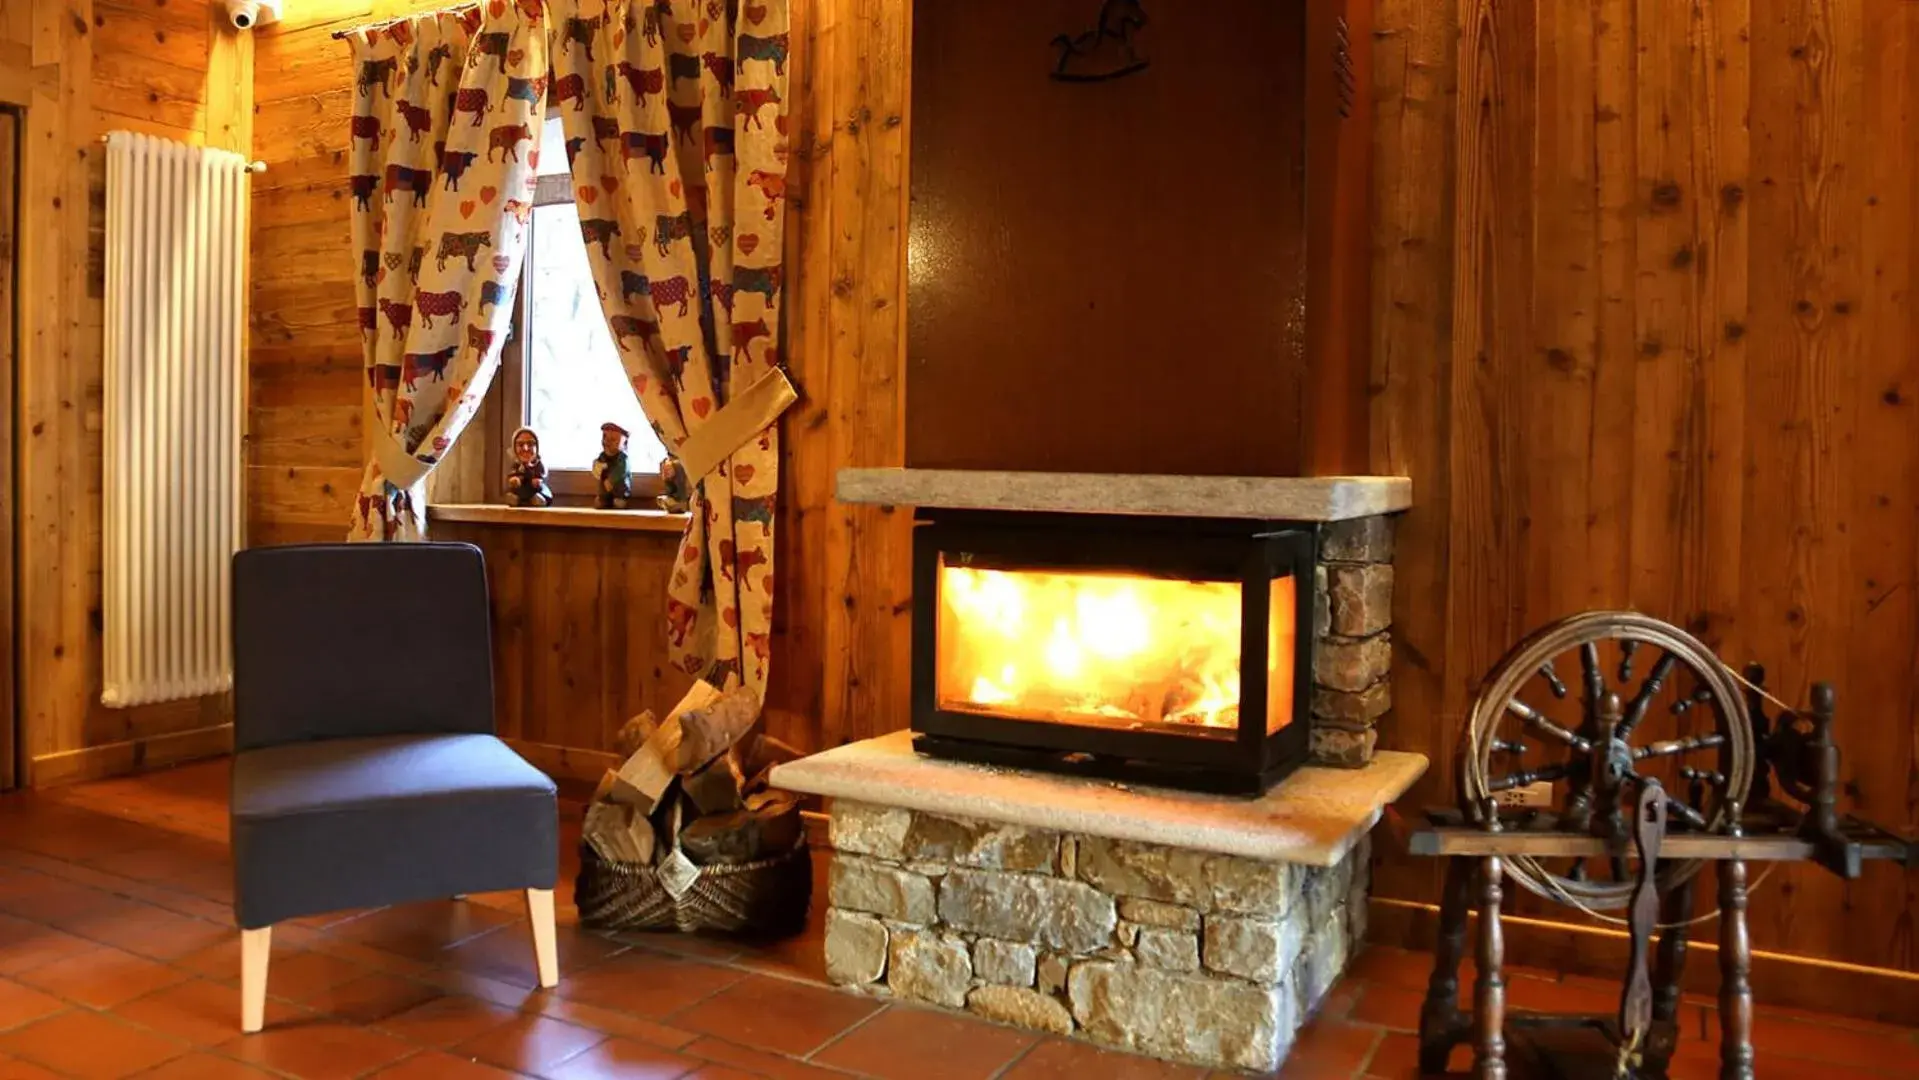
[1459,611,1755,910]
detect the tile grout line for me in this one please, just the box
[983,1030,1043,1080]
[798,998,891,1063]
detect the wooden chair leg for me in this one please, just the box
[526,888,559,989]
[240,926,271,1034]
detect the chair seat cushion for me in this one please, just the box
[231,734,558,929]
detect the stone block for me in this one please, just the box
[1310,724,1378,768]
[1314,634,1390,693]
[938,868,1116,953]
[1117,922,1139,947]
[824,909,887,986]
[830,856,936,924]
[973,938,1037,986]
[1067,961,1290,1072]
[1313,565,1331,639]
[1134,927,1199,971]
[1311,681,1393,725]
[1077,838,1293,916]
[1203,915,1302,985]
[1058,838,1077,878]
[1327,563,1393,637]
[1292,909,1350,1017]
[829,801,911,859]
[888,929,971,1008]
[903,813,1058,873]
[1037,952,1071,995]
[1117,897,1200,930]
[1320,516,1395,563]
[967,985,1074,1035]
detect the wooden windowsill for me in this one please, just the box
[429,503,690,534]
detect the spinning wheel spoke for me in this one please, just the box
[1671,685,1715,715]
[1580,642,1604,706]
[1486,765,1569,792]
[1634,733,1728,761]
[1539,660,1569,699]
[1617,640,1639,682]
[1489,739,1527,756]
[1617,651,1679,740]
[1507,699,1592,752]
[1665,797,1709,830]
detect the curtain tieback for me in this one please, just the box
[676,367,799,485]
[363,397,435,492]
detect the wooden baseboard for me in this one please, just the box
[504,738,621,787]
[1368,896,1919,1028]
[29,723,234,788]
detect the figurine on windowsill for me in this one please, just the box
[503,426,553,507]
[593,422,633,509]
[658,455,691,513]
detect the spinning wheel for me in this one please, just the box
[1459,611,1756,910]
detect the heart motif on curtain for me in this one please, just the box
[602,174,620,192]
[698,18,710,35]
[488,0,504,14]
[734,463,755,485]
[384,252,404,270]
[508,48,525,65]
[691,397,712,418]
[678,24,696,43]
[492,254,512,274]
[578,186,598,204]
[738,233,759,255]
[480,185,498,204]
[460,200,477,218]
[746,2,767,23]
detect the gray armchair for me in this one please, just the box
[229,542,559,1032]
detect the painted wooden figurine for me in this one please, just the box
[658,455,691,513]
[503,426,553,507]
[593,422,633,509]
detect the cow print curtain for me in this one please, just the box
[345,6,546,541]
[547,0,790,694]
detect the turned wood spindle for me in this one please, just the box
[1419,858,1473,1074]
[1473,806,1507,1080]
[1718,802,1756,1080]
[1646,876,1695,1072]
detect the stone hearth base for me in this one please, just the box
[820,801,1370,1072]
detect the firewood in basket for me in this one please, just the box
[684,752,746,816]
[584,802,641,863]
[613,710,659,759]
[623,805,657,865]
[679,795,803,865]
[740,734,803,787]
[674,686,764,773]
[667,680,724,725]
[591,768,619,805]
[610,720,683,813]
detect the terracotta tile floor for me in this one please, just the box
[0,761,1898,1078]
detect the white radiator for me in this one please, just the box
[102,132,248,708]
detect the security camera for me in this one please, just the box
[226,0,281,30]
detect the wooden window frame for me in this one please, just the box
[487,120,663,505]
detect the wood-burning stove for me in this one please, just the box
[911,509,1315,794]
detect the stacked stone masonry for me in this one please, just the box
[1310,515,1397,767]
[823,800,1371,1072]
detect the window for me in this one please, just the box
[492,115,667,502]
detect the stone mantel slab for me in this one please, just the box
[835,469,1411,521]
[770,731,1427,866]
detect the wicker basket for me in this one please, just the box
[574,801,812,936]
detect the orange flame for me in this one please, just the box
[935,562,1291,732]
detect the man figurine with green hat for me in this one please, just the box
[593,422,633,509]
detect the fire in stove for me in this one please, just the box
[936,564,1254,730]
[910,511,1314,794]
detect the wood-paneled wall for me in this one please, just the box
[1370,0,1919,1000]
[3,0,250,786]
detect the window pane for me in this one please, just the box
[538,114,569,177]
[527,202,664,473]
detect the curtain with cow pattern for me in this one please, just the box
[547,0,789,694]
[346,5,547,541]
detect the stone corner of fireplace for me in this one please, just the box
[834,467,1412,522]
[770,733,1427,1072]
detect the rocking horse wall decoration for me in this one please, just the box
[1051,0,1149,83]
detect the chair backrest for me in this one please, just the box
[232,542,496,751]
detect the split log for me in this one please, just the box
[740,734,803,786]
[684,753,746,816]
[679,794,803,865]
[584,802,651,864]
[609,722,682,812]
[674,686,764,773]
[591,769,619,805]
[666,680,724,725]
[613,710,659,759]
